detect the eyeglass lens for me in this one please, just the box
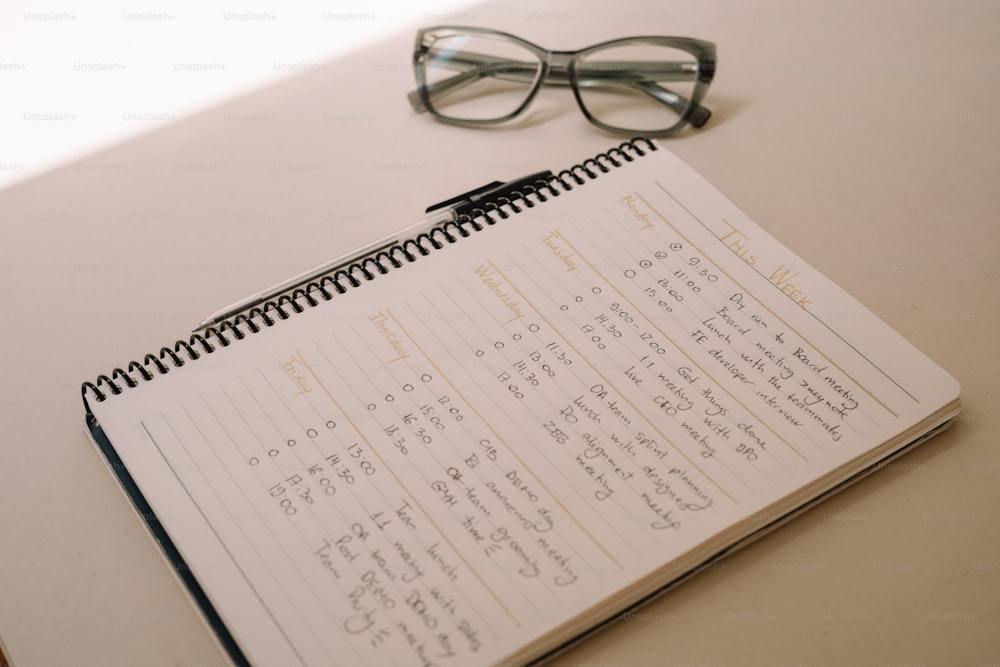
[422,33,543,122]
[575,43,700,133]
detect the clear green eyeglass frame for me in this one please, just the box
[408,26,717,137]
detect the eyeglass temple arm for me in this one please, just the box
[409,51,712,127]
[627,81,712,127]
[407,66,502,111]
[407,59,538,111]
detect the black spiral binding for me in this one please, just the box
[81,138,657,406]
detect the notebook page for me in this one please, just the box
[90,146,959,667]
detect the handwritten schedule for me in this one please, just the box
[92,148,958,667]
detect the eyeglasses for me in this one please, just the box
[408,26,716,137]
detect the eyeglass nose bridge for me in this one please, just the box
[540,51,578,87]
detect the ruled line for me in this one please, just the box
[648,185,906,413]
[384,307,625,570]
[293,348,523,628]
[549,231,810,464]
[484,260,739,506]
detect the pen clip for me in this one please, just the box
[424,170,553,217]
[425,180,503,214]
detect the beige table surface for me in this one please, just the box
[1,0,998,665]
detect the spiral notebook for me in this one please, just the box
[82,139,961,667]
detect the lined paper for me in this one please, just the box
[91,146,959,666]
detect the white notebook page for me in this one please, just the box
[90,145,959,666]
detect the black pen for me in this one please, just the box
[195,170,552,330]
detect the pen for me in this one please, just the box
[195,170,553,330]
[194,209,453,330]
